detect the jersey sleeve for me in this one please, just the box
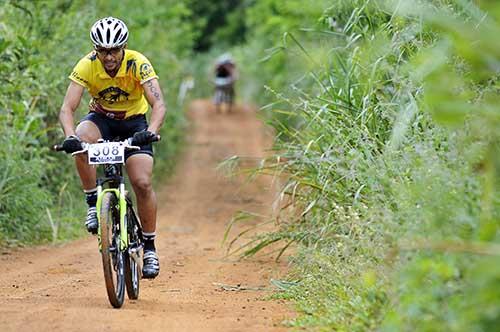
[68,57,91,88]
[136,55,158,84]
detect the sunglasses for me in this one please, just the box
[95,47,123,56]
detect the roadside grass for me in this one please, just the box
[222,0,500,330]
[0,0,195,246]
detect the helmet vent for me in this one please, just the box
[96,29,103,43]
[119,32,128,44]
[113,29,121,43]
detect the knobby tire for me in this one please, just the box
[124,202,141,300]
[100,191,125,308]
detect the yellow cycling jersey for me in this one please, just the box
[69,49,158,119]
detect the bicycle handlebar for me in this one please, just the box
[148,134,161,143]
[53,144,65,152]
[53,134,161,153]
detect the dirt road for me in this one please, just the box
[0,100,291,331]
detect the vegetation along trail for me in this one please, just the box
[0,100,291,331]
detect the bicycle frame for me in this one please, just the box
[95,165,128,251]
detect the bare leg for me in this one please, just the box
[126,154,156,233]
[228,86,235,113]
[75,121,101,190]
[127,154,159,278]
[214,88,221,113]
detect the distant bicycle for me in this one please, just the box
[55,136,159,308]
[213,77,235,113]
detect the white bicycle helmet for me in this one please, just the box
[90,17,128,48]
[216,53,234,65]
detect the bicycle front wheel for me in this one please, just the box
[99,191,125,308]
[124,203,141,300]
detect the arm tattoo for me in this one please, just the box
[146,80,161,101]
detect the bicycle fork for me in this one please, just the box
[96,183,128,251]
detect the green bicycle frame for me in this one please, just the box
[96,185,128,251]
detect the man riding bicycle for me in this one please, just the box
[58,17,165,279]
[213,53,237,112]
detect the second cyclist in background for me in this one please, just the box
[213,53,238,113]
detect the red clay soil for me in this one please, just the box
[0,100,293,332]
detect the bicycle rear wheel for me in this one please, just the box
[124,202,142,299]
[99,191,125,308]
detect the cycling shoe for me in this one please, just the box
[142,250,160,279]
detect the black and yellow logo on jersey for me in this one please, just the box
[98,87,130,104]
[139,63,153,81]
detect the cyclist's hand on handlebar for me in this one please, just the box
[131,130,157,146]
[61,135,83,153]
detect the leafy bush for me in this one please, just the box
[225,0,500,330]
[0,0,196,245]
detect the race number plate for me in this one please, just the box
[88,142,125,165]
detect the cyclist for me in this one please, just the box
[213,53,237,112]
[58,17,165,279]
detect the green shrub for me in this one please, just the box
[225,0,500,330]
[0,0,196,245]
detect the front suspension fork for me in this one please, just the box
[96,183,128,251]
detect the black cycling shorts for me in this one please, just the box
[80,112,153,160]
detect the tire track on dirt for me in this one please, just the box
[0,100,291,332]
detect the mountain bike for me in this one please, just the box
[55,137,158,308]
[213,77,235,113]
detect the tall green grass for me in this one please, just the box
[0,0,196,245]
[224,0,500,330]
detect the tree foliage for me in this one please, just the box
[186,0,247,52]
[0,0,196,245]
